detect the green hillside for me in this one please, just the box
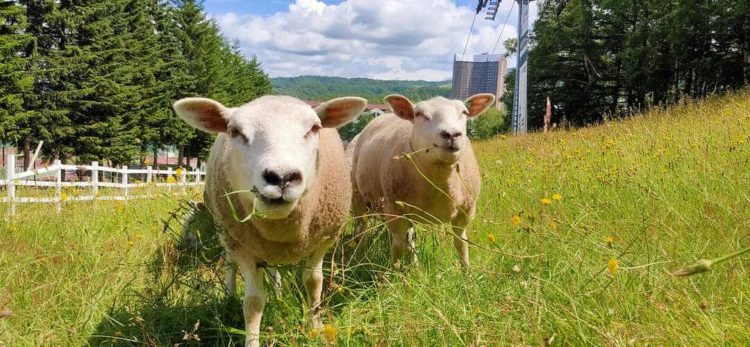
[271,76,452,103]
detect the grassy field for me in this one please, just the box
[1,90,749,346]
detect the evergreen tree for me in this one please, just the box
[527,0,750,128]
[4,0,270,166]
[0,1,33,150]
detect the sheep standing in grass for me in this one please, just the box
[348,94,495,268]
[173,95,366,347]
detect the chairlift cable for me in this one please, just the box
[486,1,515,62]
[460,11,479,61]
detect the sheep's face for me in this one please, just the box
[385,94,495,165]
[173,96,366,220]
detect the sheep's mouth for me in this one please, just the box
[434,144,461,153]
[258,195,289,206]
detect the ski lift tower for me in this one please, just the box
[512,0,530,134]
[476,0,531,134]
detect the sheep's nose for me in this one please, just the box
[263,169,302,188]
[440,130,463,140]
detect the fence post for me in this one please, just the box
[180,168,187,193]
[167,167,173,192]
[6,155,16,216]
[54,159,62,213]
[146,166,153,197]
[91,161,99,201]
[122,165,128,200]
[194,168,201,184]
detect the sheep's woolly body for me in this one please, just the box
[204,129,351,265]
[349,113,480,225]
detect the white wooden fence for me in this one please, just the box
[1,154,205,214]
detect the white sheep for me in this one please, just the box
[173,95,366,347]
[347,93,495,268]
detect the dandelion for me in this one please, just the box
[60,192,68,202]
[323,324,336,343]
[608,258,619,276]
[541,198,552,205]
[552,193,563,201]
[549,222,558,230]
[166,175,177,184]
[604,236,614,246]
[115,201,125,214]
[175,168,184,177]
[511,214,522,225]
[309,328,320,339]
[487,234,496,242]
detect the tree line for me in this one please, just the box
[0,0,271,168]
[272,76,452,104]
[526,0,750,127]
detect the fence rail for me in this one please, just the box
[1,154,205,214]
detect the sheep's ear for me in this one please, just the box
[314,97,367,128]
[465,93,496,118]
[384,94,415,120]
[173,97,235,133]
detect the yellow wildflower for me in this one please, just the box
[549,222,558,230]
[175,168,184,177]
[608,258,619,276]
[604,236,614,246]
[60,192,68,202]
[552,193,562,201]
[511,214,522,225]
[116,201,125,214]
[323,324,336,343]
[166,175,177,184]
[541,198,552,205]
[309,328,320,339]
[487,234,496,242]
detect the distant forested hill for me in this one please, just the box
[271,76,451,103]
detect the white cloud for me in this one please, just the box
[213,0,537,81]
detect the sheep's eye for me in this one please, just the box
[229,128,249,143]
[417,112,431,120]
[305,124,321,139]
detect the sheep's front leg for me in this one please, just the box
[452,214,473,268]
[224,253,237,297]
[235,255,266,347]
[451,226,470,268]
[303,243,331,329]
[266,267,282,293]
[387,218,417,268]
[350,192,368,238]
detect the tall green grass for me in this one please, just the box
[1,90,749,345]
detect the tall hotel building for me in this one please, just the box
[451,53,507,108]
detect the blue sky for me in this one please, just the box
[204,0,537,81]
[204,0,478,16]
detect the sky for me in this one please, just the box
[204,0,539,81]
